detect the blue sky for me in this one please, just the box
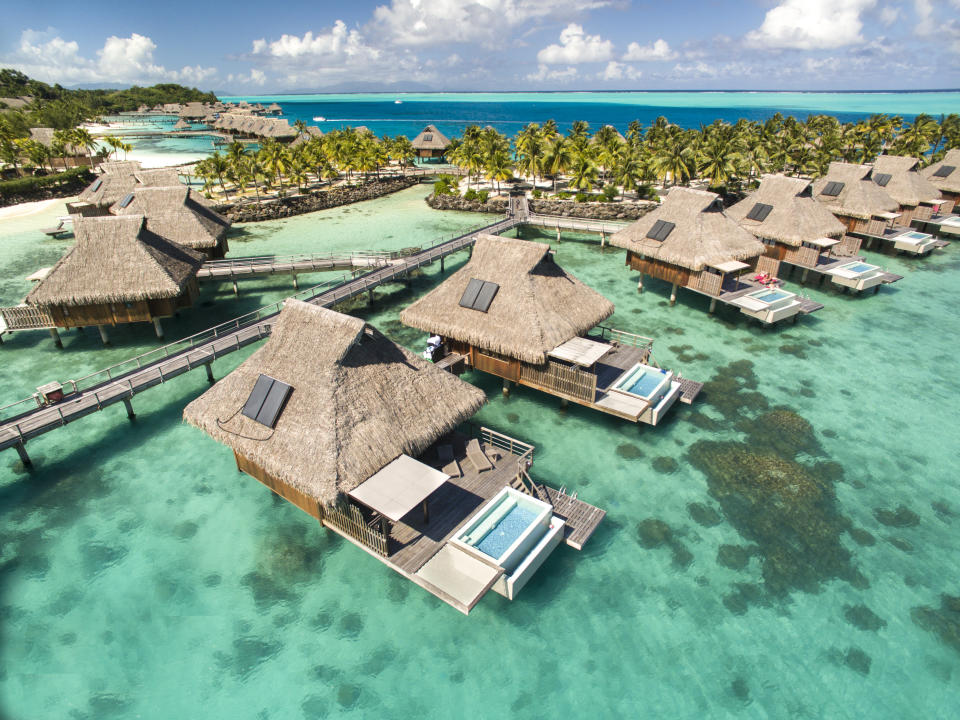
[2,0,958,93]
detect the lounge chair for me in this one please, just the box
[436,444,462,478]
[466,438,493,472]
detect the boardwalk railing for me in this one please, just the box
[0,306,56,331]
[519,361,597,404]
[525,213,630,235]
[197,251,399,279]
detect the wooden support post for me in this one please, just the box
[232,279,239,295]
[367,289,374,305]
[669,283,678,306]
[709,297,717,315]
[800,268,809,284]
[556,229,561,243]
[600,231,606,249]
[49,327,62,348]
[422,500,430,524]
[152,317,164,339]
[15,443,31,468]
[874,284,880,294]
[637,274,644,293]
[97,324,110,345]
[205,363,215,383]
[440,256,445,273]
[560,398,568,410]
[292,274,299,289]
[122,397,135,419]
[502,379,511,396]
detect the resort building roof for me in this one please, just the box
[411,125,452,151]
[99,160,142,175]
[173,119,191,130]
[811,162,899,220]
[110,186,231,251]
[78,174,137,207]
[401,234,614,364]
[28,127,84,155]
[610,187,765,271]
[134,168,182,187]
[921,149,960,193]
[183,301,487,508]
[26,215,204,307]
[871,155,942,207]
[726,174,846,247]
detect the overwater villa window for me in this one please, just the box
[821,181,844,196]
[459,278,499,312]
[933,165,956,178]
[745,203,773,222]
[872,173,892,187]
[242,374,293,428]
[118,193,135,209]
[646,220,676,241]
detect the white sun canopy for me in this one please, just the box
[349,454,450,522]
[548,336,612,367]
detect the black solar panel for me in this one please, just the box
[646,220,676,241]
[746,203,773,222]
[90,178,103,192]
[423,133,433,141]
[821,181,844,196]
[873,172,892,187]
[118,193,135,208]
[933,165,955,178]
[472,281,499,312]
[459,278,485,309]
[241,374,293,428]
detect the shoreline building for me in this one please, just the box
[411,125,452,161]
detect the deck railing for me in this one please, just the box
[595,326,655,350]
[0,305,56,331]
[322,503,388,556]
[199,250,397,273]
[519,360,597,404]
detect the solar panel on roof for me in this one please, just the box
[821,181,844,196]
[90,178,103,192]
[241,374,293,428]
[646,219,676,242]
[472,281,499,312]
[933,165,956,178]
[746,203,773,222]
[873,172,892,187]
[459,278,485,309]
[118,193,135,208]
[423,133,432,141]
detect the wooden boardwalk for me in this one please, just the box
[196,251,402,282]
[0,215,520,461]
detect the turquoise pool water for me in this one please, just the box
[475,505,539,560]
[616,366,668,399]
[846,263,877,274]
[751,288,793,303]
[2,186,959,718]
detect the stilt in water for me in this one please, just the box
[15,443,31,468]
[292,274,299,290]
[205,363,215,383]
[367,289,374,305]
[560,398,569,410]
[97,325,110,345]
[637,274,644,293]
[49,327,62,348]
[709,297,717,315]
[669,283,678,306]
[440,256,445,273]
[153,317,164,339]
[232,279,239,296]
[556,229,562,244]
[801,268,809,284]
[122,397,136,419]
[502,379,511,396]
[600,231,606,249]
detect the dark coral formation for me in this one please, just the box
[616,443,644,460]
[735,407,821,458]
[652,456,679,474]
[874,505,921,528]
[687,502,722,527]
[637,518,694,569]
[844,604,887,632]
[912,595,960,655]
[717,544,756,571]
[701,359,768,421]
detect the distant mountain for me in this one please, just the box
[65,82,133,90]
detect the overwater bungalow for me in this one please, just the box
[69,167,183,216]
[411,125,451,160]
[812,162,938,255]
[401,234,695,425]
[610,187,816,324]
[25,215,203,342]
[871,155,947,225]
[921,149,960,213]
[183,300,604,613]
[726,175,900,294]
[110,185,231,259]
[266,102,282,115]
[173,119,190,131]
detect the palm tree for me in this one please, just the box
[102,135,124,160]
[515,123,545,187]
[568,153,598,192]
[614,147,643,200]
[70,127,98,166]
[652,139,692,187]
[51,129,71,170]
[543,135,574,194]
[484,149,512,194]
[120,142,133,160]
[206,152,232,199]
[697,135,741,187]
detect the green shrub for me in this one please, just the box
[636,183,658,200]
[0,166,93,199]
[575,192,588,203]
[476,190,489,203]
[602,184,618,201]
[463,188,478,201]
[557,191,571,200]
[531,188,542,199]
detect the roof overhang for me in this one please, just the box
[876,212,901,220]
[709,260,750,274]
[348,454,450,522]
[807,237,841,248]
[548,336,612,367]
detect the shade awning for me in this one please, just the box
[806,237,841,248]
[348,454,450,522]
[876,212,901,220]
[709,260,750,274]
[548,336,612,367]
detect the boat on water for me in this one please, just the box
[313,116,326,122]
[395,100,403,104]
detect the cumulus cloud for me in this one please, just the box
[536,24,613,64]
[370,0,610,47]
[746,0,877,49]
[4,29,218,86]
[623,38,676,61]
[526,64,579,82]
[600,61,642,81]
[879,5,901,24]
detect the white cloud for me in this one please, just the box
[226,69,267,86]
[913,0,960,51]
[623,38,676,61]
[5,29,218,86]
[536,24,613,64]
[745,0,877,49]
[371,0,610,47]
[600,61,642,81]
[526,64,578,82]
[879,5,901,24]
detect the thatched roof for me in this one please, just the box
[135,168,182,187]
[267,103,282,113]
[26,215,203,307]
[811,162,898,220]
[29,127,84,155]
[110,186,231,251]
[921,148,960,193]
[78,174,137,207]
[183,301,487,507]
[610,187,765,271]
[411,125,451,151]
[173,119,191,130]
[401,235,614,364]
[99,160,142,175]
[290,126,323,148]
[213,113,296,139]
[179,102,207,119]
[726,174,845,247]
[873,155,943,207]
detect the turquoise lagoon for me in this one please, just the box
[1,184,959,718]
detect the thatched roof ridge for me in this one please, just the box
[921,148,960,193]
[610,187,765,270]
[99,160,142,176]
[183,301,487,507]
[135,168,182,187]
[411,125,451,151]
[400,235,614,364]
[110,186,231,250]
[26,215,203,306]
[726,174,845,247]
[811,162,898,219]
[873,155,943,206]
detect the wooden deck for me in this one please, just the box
[196,252,401,282]
[685,276,824,318]
[678,378,703,404]
[542,487,606,550]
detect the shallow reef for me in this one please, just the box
[912,595,960,655]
